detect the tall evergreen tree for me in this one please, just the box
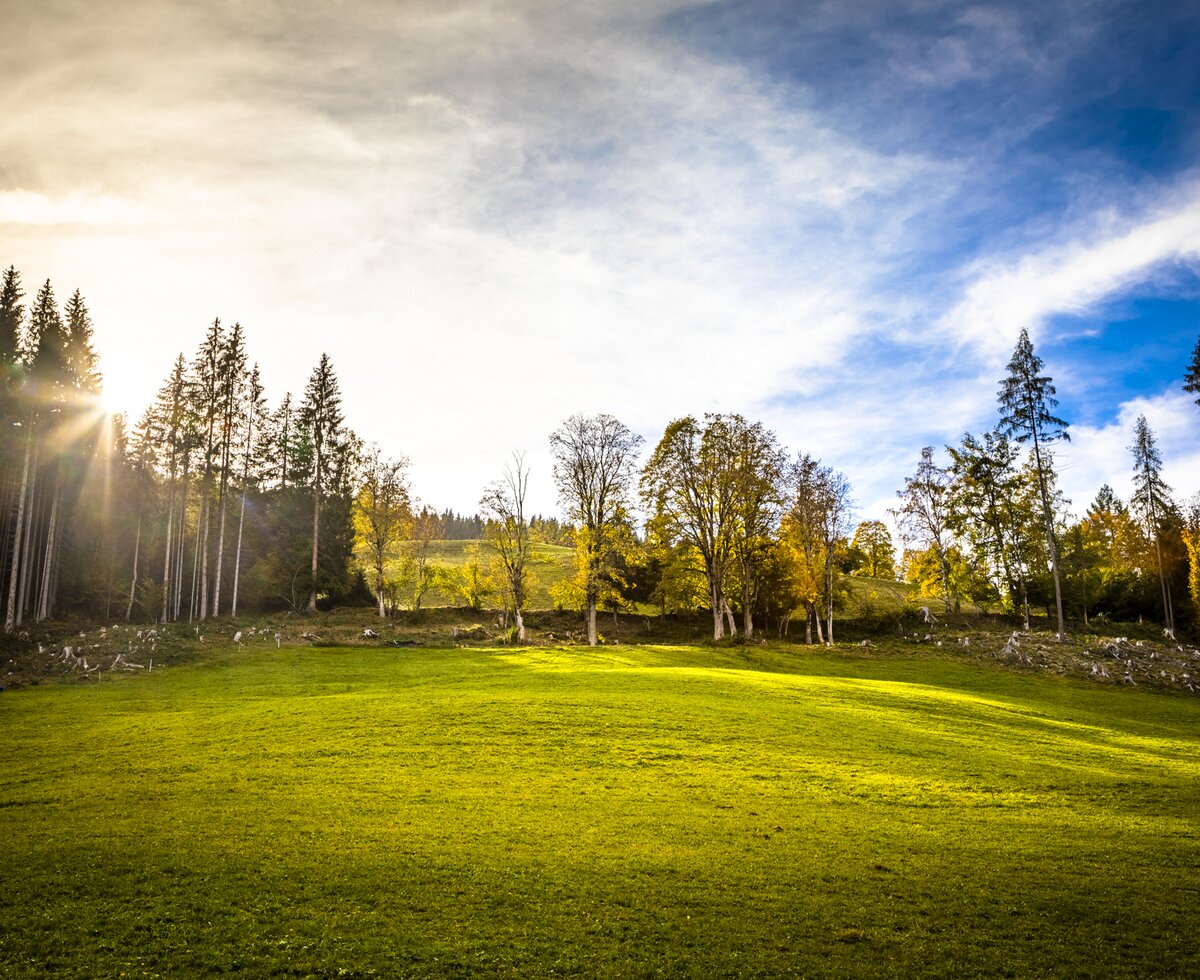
[1184,335,1200,408]
[998,328,1069,640]
[62,290,101,394]
[230,363,265,618]
[298,354,344,612]
[0,266,23,387]
[211,322,246,615]
[1129,414,1176,637]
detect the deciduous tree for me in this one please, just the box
[481,453,533,641]
[640,415,740,640]
[892,447,954,613]
[353,445,410,616]
[550,413,642,645]
[851,520,895,579]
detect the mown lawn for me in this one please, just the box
[2,643,1198,978]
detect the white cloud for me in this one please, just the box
[1056,389,1200,514]
[2,0,1197,524]
[3,0,947,514]
[938,184,1200,355]
[0,190,149,227]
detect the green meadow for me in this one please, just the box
[2,641,1198,978]
[401,540,576,610]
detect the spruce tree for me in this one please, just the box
[298,354,344,612]
[0,266,23,382]
[1130,414,1175,637]
[998,328,1069,640]
[62,289,101,394]
[1184,336,1200,408]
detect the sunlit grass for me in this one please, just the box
[2,643,1198,977]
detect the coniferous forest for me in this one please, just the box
[1,262,1198,643]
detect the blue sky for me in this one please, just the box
[2,0,1198,520]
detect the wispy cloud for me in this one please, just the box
[1059,389,1200,513]
[2,0,1197,517]
[937,183,1200,356]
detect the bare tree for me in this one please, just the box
[481,453,533,642]
[892,447,954,613]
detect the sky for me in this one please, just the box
[3,0,1199,523]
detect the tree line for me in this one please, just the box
[1,262,1197,644]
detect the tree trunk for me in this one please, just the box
[127,511,141,621]
[212,489,228,616]
[1030,436,1066,641]
[4,428,32,632]
[587,599,598,645]
[514,604,525,642]
[307,477,320,613]
[16,441,41,627]
[198,490,211,620]
[1145,485,1175,638]
[175,470,190,620]
[36,475,60,622]
[188,492,202,622]
[710,580,724,640]
[231,486,248,618]
[742,567,754,640]
[825,556,835,645]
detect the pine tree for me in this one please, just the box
[211,322,246,615]
[1184,336,1200,408]
[190,320,222,620]
[230,364,265,618]
[298,354,344,612]
[62,289,101,394]
[0,266,23,385]
[1130,414,1176,637]
[998,328,1069,640]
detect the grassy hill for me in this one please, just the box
[2,636,1198,977]
[401,539,575,610]
[404,539,916,618]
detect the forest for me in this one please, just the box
[1,262,1198,644]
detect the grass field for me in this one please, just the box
[2,638,1198,978]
